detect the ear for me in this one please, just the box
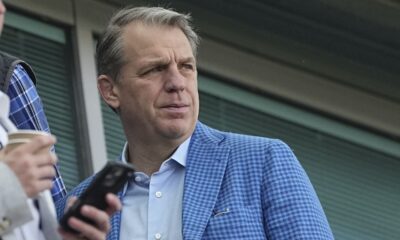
[97,74,120,109]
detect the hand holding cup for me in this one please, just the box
[2,130,57,198]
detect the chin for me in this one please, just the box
[163,127,187,139]
[160,121,193,140]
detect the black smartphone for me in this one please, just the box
[59,161,135,233]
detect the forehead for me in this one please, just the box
[120,22,193,58]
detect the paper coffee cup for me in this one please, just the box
[8,130,50,140]
[5,130,52,153]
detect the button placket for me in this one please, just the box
[149,172,165,240]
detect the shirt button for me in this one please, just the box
[155,233,162,239]
[155,191,162,198]
[134,176,141,182]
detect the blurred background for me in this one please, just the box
[1,0,399,239]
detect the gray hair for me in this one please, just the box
[96,6,200,80]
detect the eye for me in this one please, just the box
[153,65,165,72]
[142,65,166,76]
[181,63,195,71]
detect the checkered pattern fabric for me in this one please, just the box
[56,122,333,239]
[8,64,66,202]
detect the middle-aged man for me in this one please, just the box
[57,6,334,240]
[0,1,121,239]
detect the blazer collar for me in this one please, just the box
[182,122,230,240]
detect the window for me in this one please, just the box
[101,100,125,160]
[1,10,83,190]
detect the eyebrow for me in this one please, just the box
[180,57,196,64]
[139,57,169,67]
[140,56,195,67]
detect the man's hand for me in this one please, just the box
[3,135,57,197]
[59,193,122,240]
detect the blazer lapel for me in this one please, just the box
[107,190,124,240]
[108,211,121,240]
[182,123,230,240]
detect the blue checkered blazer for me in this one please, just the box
[56,122,333,239]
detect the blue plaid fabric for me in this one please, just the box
[8,64,67,202]
[56,122,333,239]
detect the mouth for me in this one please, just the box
[161,104,190,113]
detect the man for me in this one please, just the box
[0,1,120,239]
[57,6,334,239]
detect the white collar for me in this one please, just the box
[120,136,191,168]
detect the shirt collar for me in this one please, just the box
[120,136,191,168]
[170,136,190,167]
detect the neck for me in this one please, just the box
[127,139,181,176]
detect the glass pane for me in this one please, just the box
[0,23,81,191]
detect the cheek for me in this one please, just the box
[132,86,160,110]
[190,83,199,107]
[192,90,199,106]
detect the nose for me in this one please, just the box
[165,65,185,93]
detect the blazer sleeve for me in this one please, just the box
[261,139,334,239]
[0,162,33,236]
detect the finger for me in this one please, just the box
[67,216,107,240]
[58,226,93,240]
[36,165,56,180]
[35,152,57,167]
[26,179,53,198]
[58,227,78,240]
[105,193,122,216]
[81,205,110,233]
[17,135,56,153]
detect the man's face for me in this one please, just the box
[102,23,199,144]
[0,1,6,35]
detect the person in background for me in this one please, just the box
[0,1,121,239]
[0,103,120,240]
[0,0,65,203]
[57,6,334,240]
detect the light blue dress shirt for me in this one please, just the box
[119,137,190,240]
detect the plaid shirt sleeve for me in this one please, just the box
[7,64,67,202]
